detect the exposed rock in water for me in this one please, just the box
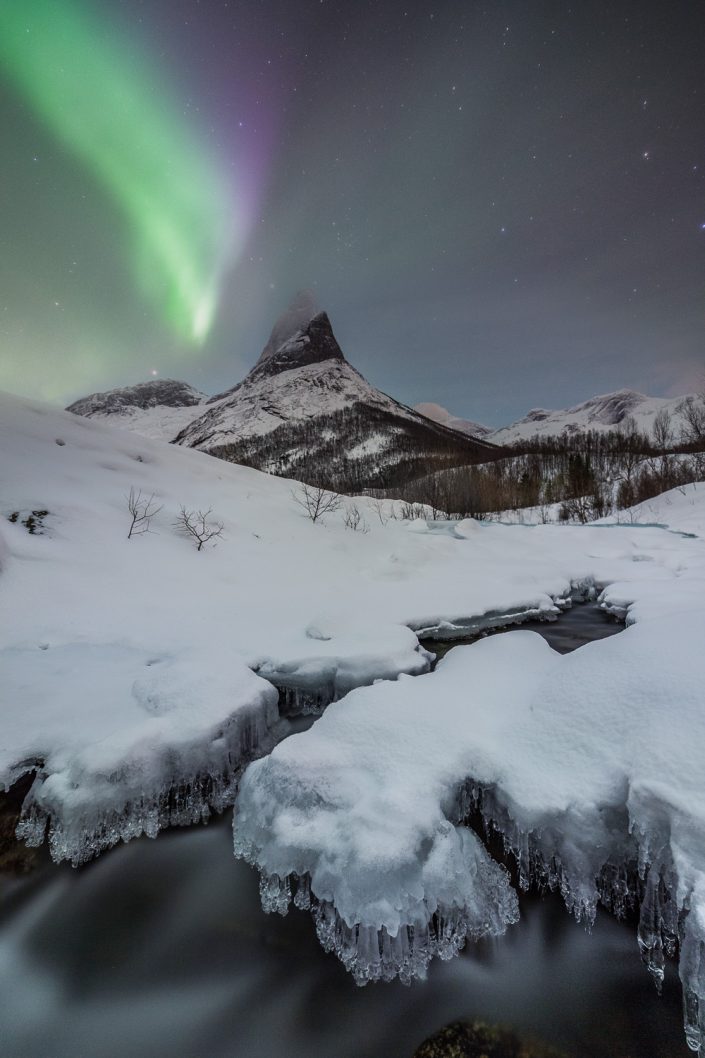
[412,1021,568,1058]
[0,773,42,875]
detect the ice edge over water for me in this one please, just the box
[15,694,278,866]
[233,818,519,986]
[9,639,434,865]
[231,606,705,1055]
[235,766,705,1051]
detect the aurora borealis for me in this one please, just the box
[0,0,238,346]
[1,1,704,421]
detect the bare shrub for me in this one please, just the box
[292,483,342,524]
[369,497,389,526]
[126,487,162,539]
[344,503,369,533]
[175,506,224,551]
[399,501,426,520]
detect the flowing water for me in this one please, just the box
[0,606,690,1058]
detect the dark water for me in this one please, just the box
[421,600,623,663]
[0,817,689,1058]
[0,607,690,1058]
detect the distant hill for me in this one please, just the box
[415,389,696,447]
[489,389,693,445]
[413,402,493,439]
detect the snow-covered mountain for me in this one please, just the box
[414,402,493,439]
[68,296,496,490]
[415,389,695,447]
[489,389,692,445]
[66,378,208,441]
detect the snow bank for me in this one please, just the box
[606,482,705,538]
[4,644,278,865]
[235,611,705,1048]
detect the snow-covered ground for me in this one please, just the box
[605,481,705,535]
[3,390,705,1052]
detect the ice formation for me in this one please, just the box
[5,645,279,865]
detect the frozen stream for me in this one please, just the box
[0,607,690,1058]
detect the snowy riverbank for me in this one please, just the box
[3,390,705,1051]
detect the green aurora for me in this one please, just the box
[0,0,235,345]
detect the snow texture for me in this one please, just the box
[4,388,705,1052]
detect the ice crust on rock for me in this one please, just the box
[4,644,279,865]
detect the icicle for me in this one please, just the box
[16,703,276,866]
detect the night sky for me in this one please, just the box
[1,0,704,426]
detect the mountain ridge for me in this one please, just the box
[67,296,496,490]
[416,388,696,446]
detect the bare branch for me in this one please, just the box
[343,503,369,533]
[368,497,389,526]
[291,483,342,524]
[174,505,224,551]
[126,487,162,539]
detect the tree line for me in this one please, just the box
[368,397,705,522]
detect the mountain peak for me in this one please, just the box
[67,378,206,416]
[247,309,346,380]
[254,289,319,369]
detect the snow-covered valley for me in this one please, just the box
[3,389,705,1053]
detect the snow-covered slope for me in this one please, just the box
[414,402,493,439]
[66,378,208,441]
[489,389,691,445]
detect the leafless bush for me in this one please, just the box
[652,408,673,450]
[399,500,426,520]
[344,503,369,533]
[559,490,608,524]
[126,487,162,539]
[175,505,224,551]
[679,395,705,448]
[292,483,342,524]
[368,497,389,526]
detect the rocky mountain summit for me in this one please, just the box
[67,294,496,491]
